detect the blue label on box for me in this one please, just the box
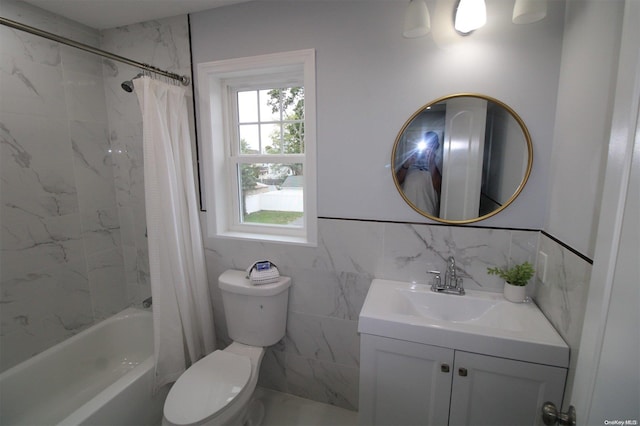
[256,261,271,271]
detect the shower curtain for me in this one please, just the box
[134,76,215,390]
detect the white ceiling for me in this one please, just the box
[21,0,253,30]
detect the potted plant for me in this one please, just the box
[487,261,535,302]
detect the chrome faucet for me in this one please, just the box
[445,256,458,288]
[428,256,465,295]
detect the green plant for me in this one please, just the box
[487,261,535,286]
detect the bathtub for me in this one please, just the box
[0,308,169,425]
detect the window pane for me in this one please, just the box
[262,123,282,154]
[258,88,305,122]
[238,163,304,228]
[259,89,280,122]
[238,91,258,123]
[239,124,260,153]
[283,121,304,154]
[284,87,304,119]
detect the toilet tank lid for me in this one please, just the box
[218,269,291,296]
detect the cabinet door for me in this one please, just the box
[359,334,453,426]
[448,351,567,426]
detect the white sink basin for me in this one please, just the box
[398,288,501,323]
[358,279,569,367]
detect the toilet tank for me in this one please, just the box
[218,269,291,347]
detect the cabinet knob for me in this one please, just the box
[441,363,450,373]
[541,402,576,426]
[458,367,468,377]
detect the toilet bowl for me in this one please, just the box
[163,342,263,426]
[162,270,291,426]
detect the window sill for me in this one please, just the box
[213,230,317,247]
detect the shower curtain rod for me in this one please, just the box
[0,16,191,86]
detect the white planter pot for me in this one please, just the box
[503,282,527,303]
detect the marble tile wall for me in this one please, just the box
[204,218,541,410]
[0,0,125,372]
[100,15,192,307]
[534,233,592,408]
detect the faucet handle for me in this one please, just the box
[428,270,441,288]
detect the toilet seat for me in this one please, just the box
[164,350,251,425]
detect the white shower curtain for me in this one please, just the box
[134,76,215,390]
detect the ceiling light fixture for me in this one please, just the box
[512,0,547,24]
[454,0,487,35]
[403,0,431,38]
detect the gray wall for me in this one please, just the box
[191,0,565,229]
[541,0,625,406]
[545,0,624,259]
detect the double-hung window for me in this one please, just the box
[198,50,317,245]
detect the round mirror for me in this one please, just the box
[392,93,533,224]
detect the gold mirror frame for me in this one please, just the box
[392,93,533,224]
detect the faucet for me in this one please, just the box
[428,256,465,295]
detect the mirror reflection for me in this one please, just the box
[392,94,532,223]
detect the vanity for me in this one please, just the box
[358,279,569,426]
[364,93,570,425]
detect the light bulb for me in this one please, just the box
[403,0,431,38]
[455,0,487,35]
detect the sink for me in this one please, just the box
[358,279,569,367]
[398,288,501,323]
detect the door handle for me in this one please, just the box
[541,402,576,426]
[441,363,450,373]
[458,367,468,376]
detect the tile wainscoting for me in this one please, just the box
[203,217,590,410]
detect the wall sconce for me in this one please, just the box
[454,0,487,35]
[512,0,547,24]
[403,0,431,38]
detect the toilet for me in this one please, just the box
[163,269,291,426]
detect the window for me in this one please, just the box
[198,50,317,245]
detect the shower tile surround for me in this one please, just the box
[0,0,593,413]
[99,14,193,311]
[0,0,191,371]
[0,0,126,371]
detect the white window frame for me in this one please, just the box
[197,49,317,246]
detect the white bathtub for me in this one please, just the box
[0,308,169,425]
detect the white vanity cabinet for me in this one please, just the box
[359,334,567,426]
[358,279,570,425]
[359,335,454,426]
